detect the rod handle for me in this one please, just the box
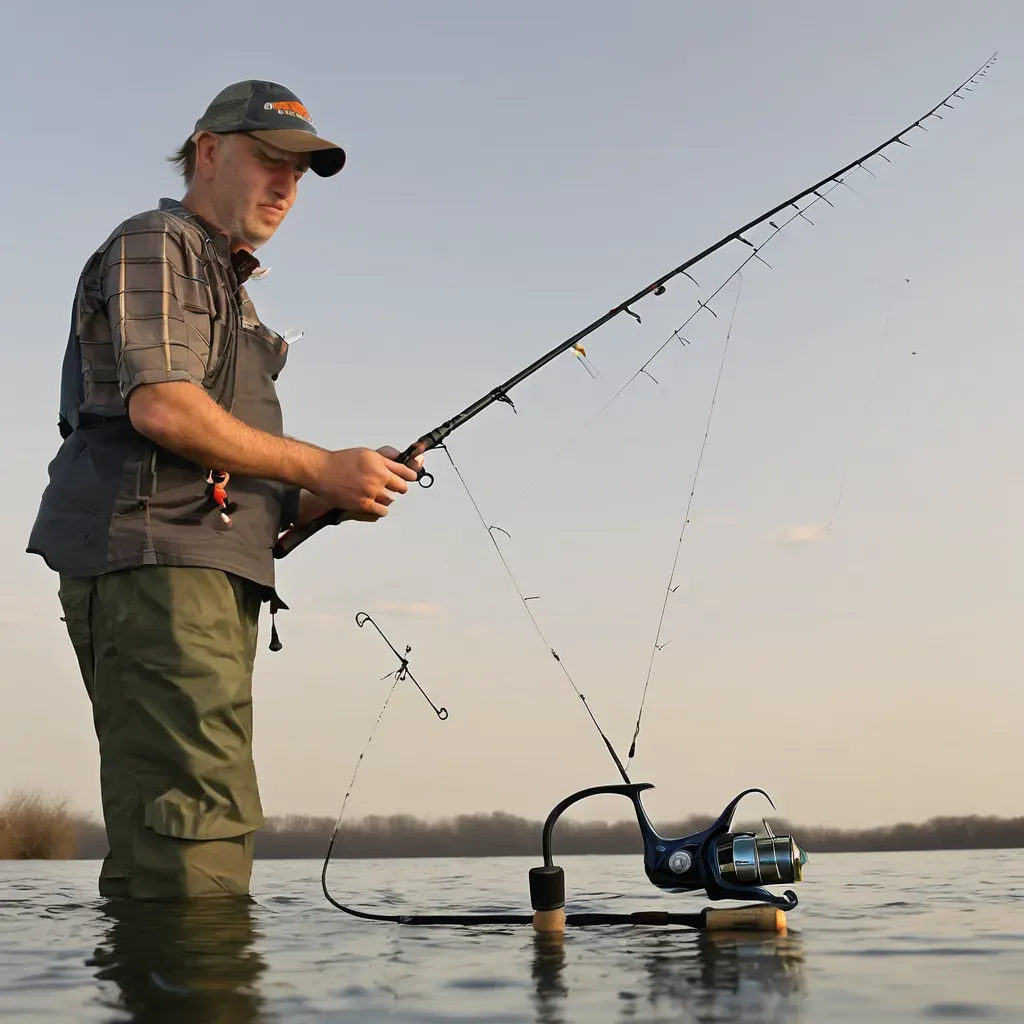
[703,906,787,933]
[273,508,343,559]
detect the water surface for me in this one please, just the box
[1,850,1021,1021]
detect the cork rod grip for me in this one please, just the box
[704,906,787,932]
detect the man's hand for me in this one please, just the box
[305,446,423,522]
[378,444,425,475]
[293,446,426,526]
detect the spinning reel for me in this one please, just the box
[529,784,807,925]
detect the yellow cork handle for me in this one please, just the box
[532,908,567,934]
[704,906,787,933]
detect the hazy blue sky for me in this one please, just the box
[3,2,1021,833]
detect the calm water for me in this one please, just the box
[1,850,1022,1022]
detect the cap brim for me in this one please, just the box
[248,129,346,177]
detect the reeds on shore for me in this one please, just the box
[0,790,77,859]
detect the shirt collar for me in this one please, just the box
[157,197,262,285]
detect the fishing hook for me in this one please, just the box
[354,612,448,719]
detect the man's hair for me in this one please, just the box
[168,136,197,183]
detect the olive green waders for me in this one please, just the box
[58,566,265,899]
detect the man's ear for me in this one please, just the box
[192,132,223,181]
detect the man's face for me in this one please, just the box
[196,132,309,250]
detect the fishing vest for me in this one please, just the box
[27,199,296,614]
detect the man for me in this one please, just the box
[27,80,421,899]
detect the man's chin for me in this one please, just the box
[242,226,276,250]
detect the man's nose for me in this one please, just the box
[271,171,298,202]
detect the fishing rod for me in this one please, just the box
[272,51,996,562]
[305,53,995,934]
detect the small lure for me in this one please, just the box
[572,342,600,379]
[206,470,233,525]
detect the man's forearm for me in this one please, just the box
[128,380,327,490]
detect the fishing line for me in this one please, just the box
[491,182,848,532]
[440,445,631,784]
[627,273,745,767]
[329,676,402,851]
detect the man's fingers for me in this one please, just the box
[384,458,419,483]
[385,472,409,494]
[358,495,390,518]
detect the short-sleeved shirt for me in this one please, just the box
[28,198,299,592]
[61,197,255,430]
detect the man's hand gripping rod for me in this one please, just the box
[274,382,527,559]
[273,437,434,559]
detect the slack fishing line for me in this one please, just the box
[287,53,996,935]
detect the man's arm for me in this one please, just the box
[102,218,417,520]
[129,382,417,519]
[128,380,327,490]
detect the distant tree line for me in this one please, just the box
[3,796,1016,861]
[73,810,1024,860]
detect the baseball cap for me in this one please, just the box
[192,80,346,177]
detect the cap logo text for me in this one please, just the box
[263,101,315,127]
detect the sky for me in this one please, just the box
[2,1,1022,833]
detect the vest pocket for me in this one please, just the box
[110,444,158,517]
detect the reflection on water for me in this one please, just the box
[84,897,805,1023]
[638,930,806,1022]
[0,853,1020,1022]
[530,931,569,1024]
[85,898,805,1023]
[87,898,267,1023]
[530,926,806,1023]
